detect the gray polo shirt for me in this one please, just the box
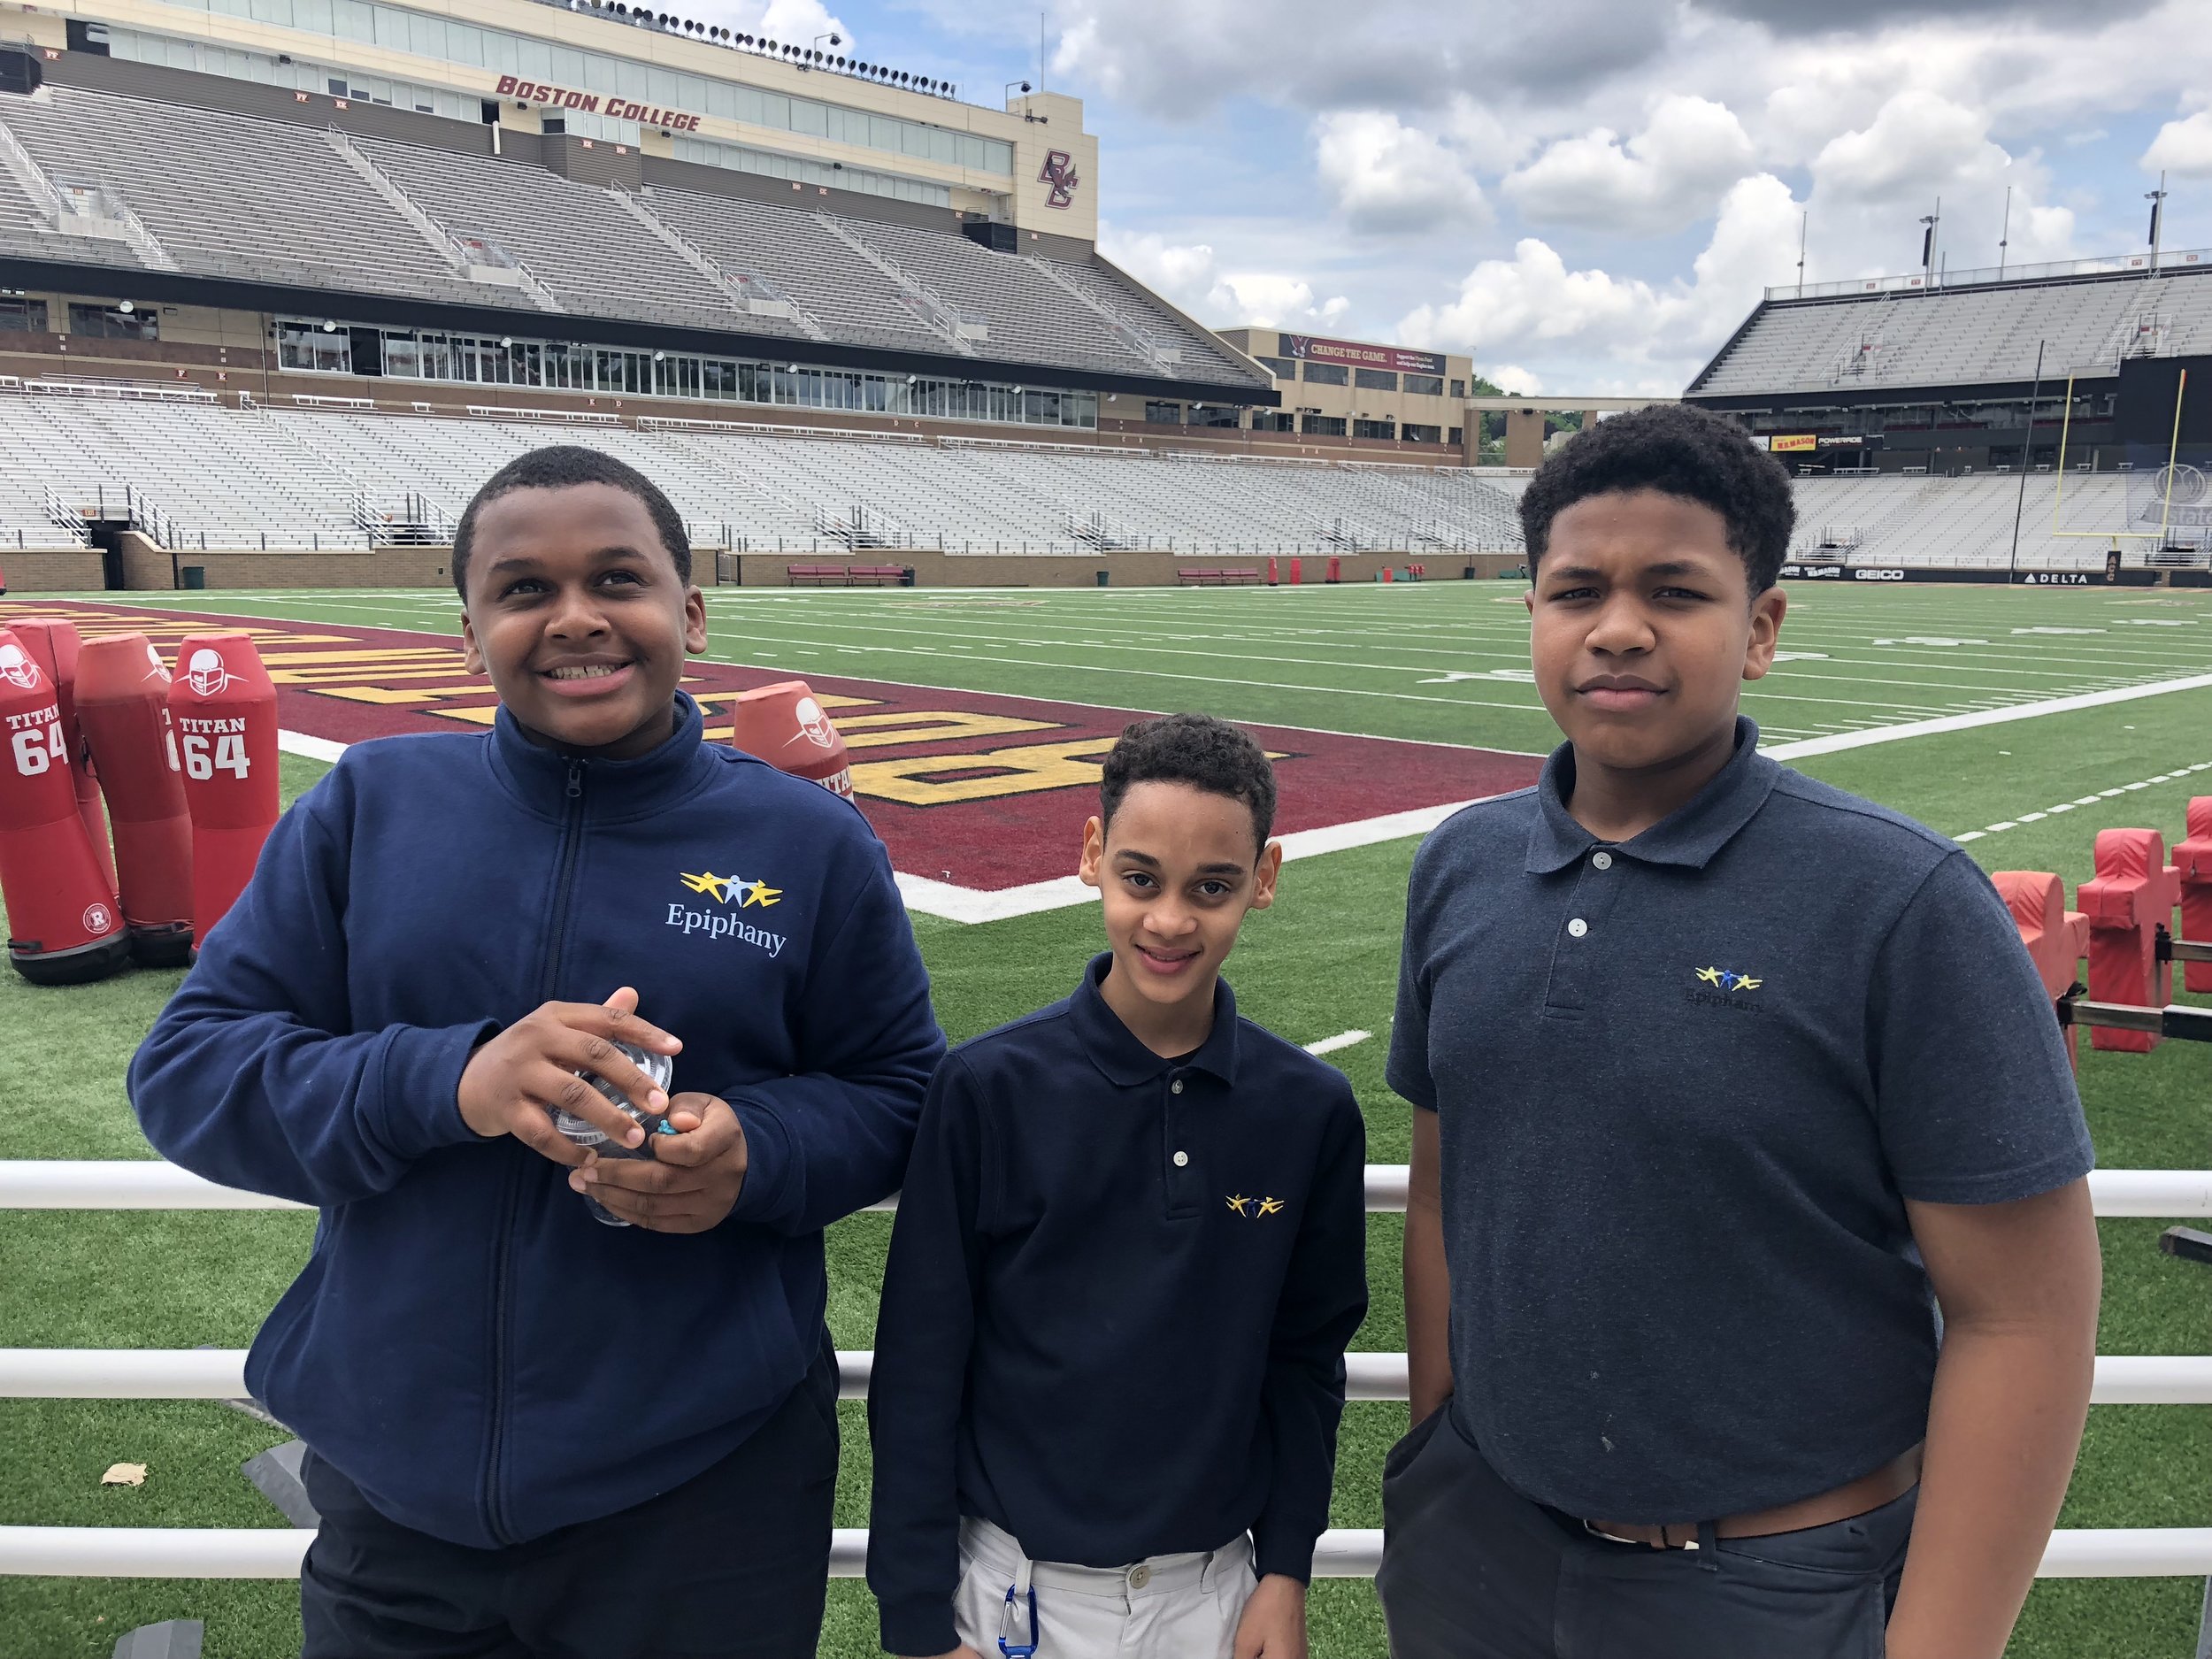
[1387,717,2093,1524]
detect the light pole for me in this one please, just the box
[1920,198,1941,284]
[2008,339,2046,580]
[1999,183,2011,278]
[2147,171,2169,274]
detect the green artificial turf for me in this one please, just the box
[1,583,2208,1655]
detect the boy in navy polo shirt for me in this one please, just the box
[1379,405,2101,1659]
[134,446,944,1658]
[867,713,1368,1659]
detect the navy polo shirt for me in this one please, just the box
[867,956,1369,1659]
[1387,717,2093,1525]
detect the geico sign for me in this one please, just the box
[1851,568,1909,581]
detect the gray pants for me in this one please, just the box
[1376,1409,1915,1659]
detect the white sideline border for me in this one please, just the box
[275,668,2212,924]
[4,1525,2208,1580]
[5,1163,2206,1217]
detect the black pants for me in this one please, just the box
[299,1340,840,1659]
[1376,1408,1915,1659]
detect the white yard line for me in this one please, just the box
[1951,761,2212,844]
[1764,673,2212,760]
[1303,1030,1372,1057]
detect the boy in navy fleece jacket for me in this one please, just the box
[131,446,944,1659]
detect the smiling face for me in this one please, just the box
[1079,780,1281,1039]
[1525,488,1786,780]
[459,482,708,759]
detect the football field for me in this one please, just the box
[1,579,2209,1657]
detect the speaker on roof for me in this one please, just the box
[0,49,40,96]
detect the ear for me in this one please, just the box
[460,605,486,677]
[1078,815,1106,888]
[1248,840,1285,911]
[1522,587,1535,618]
[1742,585,1788,682]
[683,584,709,656]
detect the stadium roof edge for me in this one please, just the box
[0,256,1284,408]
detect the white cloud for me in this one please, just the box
[2143,111,2212,177]
[1396,174,1801,393]
[1502,96,1756,235]
[1314,111,1490,234]
[1486,364,1543,395]
[1098,225,1350,328]
[688,0,852,50]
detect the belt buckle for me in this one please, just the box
[999,1583,1038,1659]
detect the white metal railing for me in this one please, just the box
[1770,248,2212,302]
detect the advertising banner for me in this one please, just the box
[1278,334,1447,376]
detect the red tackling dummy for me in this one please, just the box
[2076,828,2179,1054]
[77,633,195,967]
[169,632,279,950]
[0,626,131,983]
[8,618,119,896]
[1992,870,2088,1070]
[729,680,854,800]
[2177,798,2212,996]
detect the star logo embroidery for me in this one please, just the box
[1695,966,1724,987]
[1225,1194,1253,1217]
[1256,1196,1286,1217]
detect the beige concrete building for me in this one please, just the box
[1209,327,1474,454]
[13,0,1098,242]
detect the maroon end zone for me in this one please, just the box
[3,600,1542,893]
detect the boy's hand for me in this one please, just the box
[1233,1573,1308,1659]
[572,1093,748,1232]
[456,987,680,1166]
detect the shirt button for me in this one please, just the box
[1171,1079,1185,1094]
[1592,850,1614,870]
[1567,918,1589,938]
[1173,1151,1188,1167]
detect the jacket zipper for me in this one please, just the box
[483,757,588,1546]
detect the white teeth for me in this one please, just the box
[548,664,621,680]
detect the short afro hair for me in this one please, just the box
[1100,711,1277,853]
[452,444,691,599]
[1517,403,1795,595]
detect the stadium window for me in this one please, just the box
[1450,379,1466,400]
[1256,356,1295,380]
[1252,411,1294,433]
[0,297,48,333]
[1189,405,1240,428]
[1302,414,1347,436]
[1353,418,1396,440]
[1402,423,1441,444]
[1145,401,1185,425]
[1448,426,1463,446]
[1355,368,1399,392]
[275,319,349,373]
[1404,373,1444,397]
[1302,362,1348,387]
[68,303,157,342]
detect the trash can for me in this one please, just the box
[900,566,917,588]
[1095,569,1110,587]
[180,565,206,590]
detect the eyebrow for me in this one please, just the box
[484,545,652,578]
[1112,849,1249,876]
[1544,558,1713,581]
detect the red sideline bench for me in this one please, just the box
[1177,566,1264,587]
[787,563,908,588]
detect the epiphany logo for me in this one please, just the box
[1225,1194,1286,1218]
[1694,966,1762,993]
[680,870,782,909]
[667,868,788,956]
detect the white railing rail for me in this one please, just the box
[4,1525,2206,1581]
[4,1162,2208,1217]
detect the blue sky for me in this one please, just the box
[703,0,2212,396]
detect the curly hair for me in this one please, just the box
[1517,404,1796,594]
[452,445,691,598]
[1100,711,1277,851]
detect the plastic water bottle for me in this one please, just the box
[552,1041,676,1227]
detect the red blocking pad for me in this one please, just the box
[0,626,130,984]
[1993,870,2088,1070]
[728,680,855,801]
[77,634,194,966]
[7,618,119,897]
[169,633,280,949]
[2077,829,2179,1054]
[2177,799,2212,996]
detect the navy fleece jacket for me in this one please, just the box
[129,692,943,1548]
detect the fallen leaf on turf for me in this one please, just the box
[100,1463,146,1486]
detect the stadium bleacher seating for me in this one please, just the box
[0,388,2173,569]
[1694,268,2212,396]
[0,81,1256,392]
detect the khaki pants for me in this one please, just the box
[952,1517,1256,1659]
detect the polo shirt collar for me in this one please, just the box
[1070,952,1240,1087]
[1525,715,1780,873]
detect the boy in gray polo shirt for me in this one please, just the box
[1379,404,2101,1659]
